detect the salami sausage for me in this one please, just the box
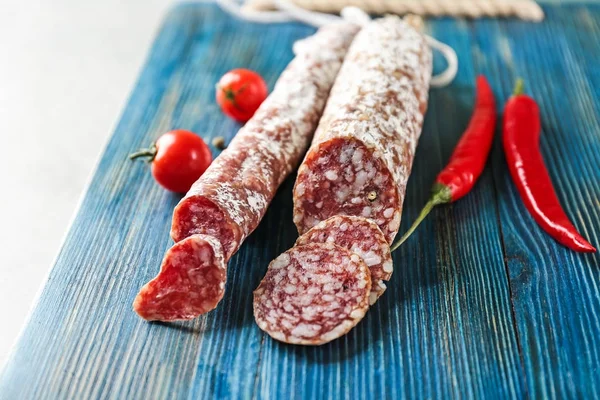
[295,215,392,305]
[253,243,371,345]
[133,234,226,321]
[171,21,360,257]
[293,17,432,244]
[134,23,359,321]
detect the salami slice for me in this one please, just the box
[293,17,432,244]
[295,215,392,304]
[170,22,360,258]
[133,234,226,321]
[253,242,371,345]
[135,23,359,321]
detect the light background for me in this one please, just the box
[0,0,175,367]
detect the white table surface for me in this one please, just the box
[0,0,176,368]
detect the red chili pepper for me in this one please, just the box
[391,75,497,251]
[503,80,595,253]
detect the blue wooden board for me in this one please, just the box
[1,2,600,399]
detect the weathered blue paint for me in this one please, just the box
[1,3,599,399]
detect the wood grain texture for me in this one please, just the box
[1,3,599,399]
[469,6,600,398]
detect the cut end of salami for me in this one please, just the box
[295,215,393,304]
[171,196,239,258]
[133,234,226,321]
[293,138,402,244]
[292,17,432,247]
[253,243,371,345]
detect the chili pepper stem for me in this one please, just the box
[129,144,158,162]
[390,183,452,252]
[513,79,524,96]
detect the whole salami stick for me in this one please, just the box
[134,22,360,321]
[293,16,433,244]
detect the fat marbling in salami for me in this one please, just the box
[133,234,226,321]
[295,215,392,304]
[253,242,371,345]
[293,17,432,244]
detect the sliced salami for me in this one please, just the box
[293,17,432,244]
[295,215,392,304]
[170,22,360,258]
[253,242,371,345]
[133,234,226,321]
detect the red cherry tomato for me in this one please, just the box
[216,68,268,122]
[129,130,212,193]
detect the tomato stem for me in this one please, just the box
[219,83,251,112]
[129,144,157,163]
[224,89,236,101]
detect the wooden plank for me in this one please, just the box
[0,3,598,399]
[470,4,600,398]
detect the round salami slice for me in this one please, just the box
[253,243,371,345]
[295,215,392,304]
[292,17,432,244]
[133,234,226,321]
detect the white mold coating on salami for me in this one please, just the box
[293,17,432,244]
[133,234,226,321]
[253,243,371,345]
[295,215,392,304]
[171,22,360,259]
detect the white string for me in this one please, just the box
[215,0,457,87]
[273,0,340,26]
[216,0,294,23]
[426,36,458,87]
[339,6,372,26]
